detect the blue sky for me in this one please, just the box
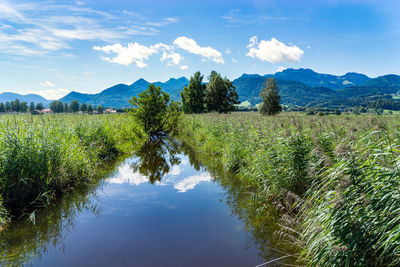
[0,0,399,99]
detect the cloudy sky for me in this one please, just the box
[0,0,399,99]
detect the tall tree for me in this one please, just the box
[129,84,181,134]
[64,102,69,113]
[80,103,87,113]
[50,101,63,113]
[180,71,206,113]
[29,102,35,114]
[205,71,239,113]
[97,105,104,114]
[35,103,44,111]
[0,103,5,113]
[11,99,21,113]
[259,78,282,116]
[5,102,10,112]
[87,104,93,114]
[70,100,80,113]
[20,102,28,113]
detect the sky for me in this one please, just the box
[0,0,399,100]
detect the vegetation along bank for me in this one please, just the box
[0,114,146,226]
[177,112,400,266]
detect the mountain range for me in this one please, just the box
[1,68,400,108]
[0,92,51,105]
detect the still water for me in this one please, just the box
[0,137,280,266]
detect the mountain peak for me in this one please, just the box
[131,78,150,87]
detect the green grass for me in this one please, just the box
[0,113,146,225]
[177,112,400,266]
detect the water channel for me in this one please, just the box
[0,137,293,266]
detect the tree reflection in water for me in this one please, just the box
[131,135,182,184]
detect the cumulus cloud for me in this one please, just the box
[107,164,148,186]
[93,42,186,69]
[28,88,70,100]
[246,36,304,63]
[93,43,158,67]
[173,172,212,193]
[174,36,224,64]
[94,36,224,69]
[40,81,55,87]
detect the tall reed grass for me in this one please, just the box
[0,113,145,225]
[178,112,400,266]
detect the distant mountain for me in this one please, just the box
[362,74,400,88]
[0,92,51,105]
[274,68,371,89]
[59,77,189,108]
[233,72,400,106]
[60,91,94,103]
[232,75,337,106]
[55,69,399,108]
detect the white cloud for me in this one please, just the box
[247,35,258,48]
[93,43,158,67]
[107,164,148,186]
[0,1,179,56]
[276,66,287,72]
[307,45,311,50]
[246,37,304,63]
[40,81,55,87]
[28,88,70,100]
[174,36,224,64]
[225,48,231,54]
[180,65,188,70]
[174,172,212,193]
[93,42,186,69]
[232,58,237,63]
[155,43,183,66]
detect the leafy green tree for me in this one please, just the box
[20,102,28,113]
[0,103,5,113]
[64,102,69,113]
[205,71,239,113]
[129,84,181,134]
[5,102,11,112]
[35,103,44,111]
[70,100,80,113]
[97,105,104,114]
[259,78,282,116]
[50,101,64,113]
[87,104,93,114]
[181,71,206,113]
[80,103,87,113]
[11,99,21,113]
[29,102,35,114]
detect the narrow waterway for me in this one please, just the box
[0,137,292,266]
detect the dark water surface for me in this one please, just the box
[0,138,283,266]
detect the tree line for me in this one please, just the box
[181,71,281,116]
[0,99,105,114]
[49,100,104,114]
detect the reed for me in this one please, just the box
[178,112,400,265]
[0,113,145,224]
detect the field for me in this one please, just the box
[0,113,146,225]
[178,112,400,266]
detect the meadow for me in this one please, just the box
[178,112,400,266]
[0,113,146,225]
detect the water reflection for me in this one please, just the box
[131,136,182,184]
[0,136,296,266]
[108,136,212,192]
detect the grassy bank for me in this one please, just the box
[178,112,400,266]
[0,113,146,225]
